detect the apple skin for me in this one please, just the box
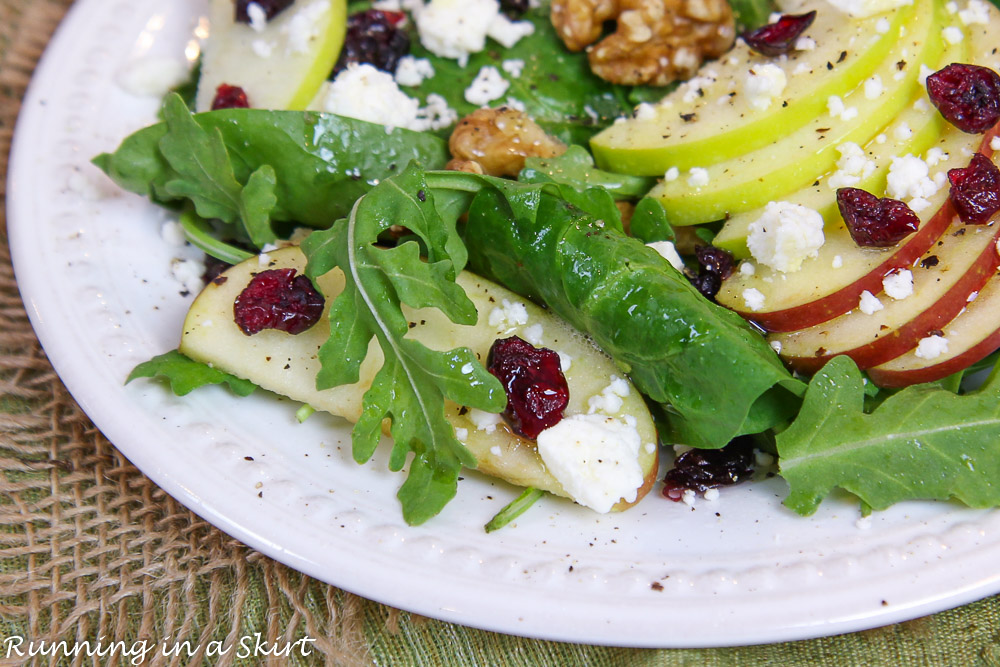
[589,0,915,175]
[180,247,659,512]
[195,0,347,111]
[772,216,1000,374]
[719,123,1000,333]
[868,269,1000,387]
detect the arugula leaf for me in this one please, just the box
[778,355,1000,515]
[127,350,256,397]
[301,166,506,525]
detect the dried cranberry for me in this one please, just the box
[233,268,325,335]
[487,336,569,439]
[947,153,1000,224]
[332,10,411,76]
[211,84,250,110]
[926,64,1000,134]
[687,245,735,300]
[742,11,816,57]
[235,0,294,23]
[836,187,919,247]
[662,437,755,501]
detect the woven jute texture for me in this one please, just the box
[4,2,1000,666]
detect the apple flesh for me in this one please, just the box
[769,211,1000,373]
[646,0,946,226]
[716,122,1000,333]
[868,267,1000,387]
[179,247,659,511]
[195,0,347,111]
[589,0,915,175]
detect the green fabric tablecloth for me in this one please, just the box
[1,1,999,664]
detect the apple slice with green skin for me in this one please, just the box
[646,0,946,227]
[179,247,659,512]
[769,208,1000,374]
[716,121,1000,333]
[867,267,1000,387]
[195,0,347,111]
[589,0,916,175]
[712,100,947,257]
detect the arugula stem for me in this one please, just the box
[295,404,316,423]
[179,210,254,265]
[485,487,545,533]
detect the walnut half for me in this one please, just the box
[551,0,735,86]
[446,107,567,178]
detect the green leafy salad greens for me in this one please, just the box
[95,0,1000,524]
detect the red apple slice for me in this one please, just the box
[868,263,1000,387]
[770,213,1000,374]
[717,122,1000,332]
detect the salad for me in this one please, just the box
[95,0,1000,527]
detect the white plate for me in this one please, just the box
[9,0,1000,648]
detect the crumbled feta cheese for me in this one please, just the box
[882,269,913,300]
[795,36,817,51]
[687,167,710,187]
[252,39,274,58]
[893,122,913,141]
[991,136,1000,151]
[744,64,787,111]
[171,258,205,295]
[856,515,873,530]
[864,75,885,100]
[828,142,876,189]
[455,427,469,441]
[394,56,435,87]
[746,201,825,272]
[487,13,535,47]
[959,0,990,24]
[246,2,268,31]
[743,287,766,311]
[488,298,529,330]
[832,255,843,268]
[469,408,502,433]
[522,323,545,345]
[703,488,720,502]
[681,489,697,506]
[416,0,499,64]
[319,64,422,130]
[887,154,939,202]
[914,334,949,360]
[925,147,949,167]
[283,0,330,54]
[942,26,965,44]
[417,93,459,131]
[946,0,959,11]
[634,103,657,121]
[664,166,680,182]
[875,17,891,33]
[680,74,718,104]
[558,352,572,372]
[587,376,631,416]
[793,62,812,76]
[740,261,756,276]
[502,59,525,78]
[490,444,502,455]
[464,65,509,105]
[646,241,685,271]
[858,290,884,314]
[161,220,187,247]
[536,413,644,513]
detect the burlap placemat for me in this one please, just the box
[3,1,1000,665]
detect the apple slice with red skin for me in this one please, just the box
[770,208,1000,374]
[868,265,1000,387]
[717,123,1000,333]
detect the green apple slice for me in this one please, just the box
[646,0,946,226]
[195,0,347,111]
[714,121,988,332]
[712,94,948,258]
[179,247,659,512]
[589,0,916,175]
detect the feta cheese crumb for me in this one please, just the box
[858,290,884,315]
[744,64,787,110]
[522,323,544,345]
[464,65,509,105]
[942,25,965,44]
[703,488,720,502]
[558,352,572,373]
[161,220,187,247]
[959,0,990,24]
[634,103,657,121]
[687,167,710,187]
[487,13,535,48]
[536,414,644,513]
[469,408,502,433]
[246,2,268,31]
[489,444,502,455]
[416,0,499,64]
[856,515,873,530]
[893,122,913,141]
[795,36,817,51]
[455,427,469,441]
[990,136,1000,152]
[746,201,825,272]
[488,299,529,331]
[875,17,891,33]
[319,64,422,130]
[171,258,205,295]
[740,261,756,276]
[914,334,949,360]
[864,75,885,100]
[823,0,910,18]
[394,56,435,87]
[681,489,697,506]
[832,255,843,268]
[646,241,685,271]
[887,154,939,203]
[587,376,631,416]
[501,59,525,78]
[882,269,914,300]
[283,0,330,55]
[828,142,876,189]
[664,166,680,182]
[743,287,766,311]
